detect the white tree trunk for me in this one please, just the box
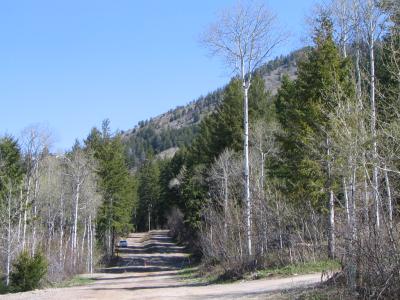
[6,190,12,286]
[22,176,31,251]
[328,190,335,258]
[384,166,393,228]
[344,177,350,225]
[72,181,81,266]
[369,29,380,229]
[31,204,37,256]
[243,85,251,256]
[59,196,64,267]
[32,166,40,256]
[350,167,357,239]
[327,137,335,259]
[88,215,93,273]
[81,218,87,264]
[17,187,23,244]
[363,173,370,228]
[148,205,151,232]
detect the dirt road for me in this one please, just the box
[2,230,322,300]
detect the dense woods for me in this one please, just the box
[0,122,136,291]
[1,0,400,297]
[131,0,400,297]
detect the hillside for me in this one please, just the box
[123,48,306,169]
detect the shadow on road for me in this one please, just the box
[98,230,191,274]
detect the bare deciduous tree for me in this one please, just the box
[202,0,285,255]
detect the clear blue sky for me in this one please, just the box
[0,0,320,152]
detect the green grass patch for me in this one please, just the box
[294,285,352,300]
[178,266,223,284]
[179,260,340,286]
[178,266,198,279]
[55,276,95,288]
[252,260,340,279]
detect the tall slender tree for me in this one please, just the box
[202,0,285,255]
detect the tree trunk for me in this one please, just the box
[6,189,12,286]
[344,177,350,225]
[88,215,93,273]
[327,137,335,259]
[223,169,228,236]
[81,218,87,265]
[32,166,40,256]
[243,85,251,256]
[351,167,357,239]
[59,193,64,267]
[148,204,151,232]
[22,176,31,251]
[369,22,380,229]
[328,190,335,259]
[73,182,81,253]
[363,172,370,229]
[384,166,393,228]
[17,187,23,244]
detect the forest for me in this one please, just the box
[0,121,136,292]
[1,0,399,298]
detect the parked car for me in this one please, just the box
[119,240,128,248]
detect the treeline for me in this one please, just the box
[133,0,400,297]
[124,125,200,169]
[124,88,225,169]
[123,48,302,171]
[255,47,307,76]
[0,121,136,292]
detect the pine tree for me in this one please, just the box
[0,136,24,286]
[85,120,136,257]
[173,74,269,232]
[275,15,353,258]
[137,160,161,231]
[189,75,268,167]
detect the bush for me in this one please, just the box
[0,278,8,294]
[9,251,48,292]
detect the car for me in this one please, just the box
[119,240,128,248]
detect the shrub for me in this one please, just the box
[0,278,8,294]
[9,251,48,292]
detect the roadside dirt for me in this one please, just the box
[1,230,323,300]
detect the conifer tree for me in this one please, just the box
[175,75,269,232]
[85,120,136,256]
[0,136,24,285]
[137,160,161,231]
[275,15,353,258]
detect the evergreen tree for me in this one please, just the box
[136,160,161,231]
[0,136,24,286]
[171,74,269,232]
[0,136,23,196]
[189,75,269,168]
[85,120,136,256]
[275,16,353,209]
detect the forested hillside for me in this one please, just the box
[122,49,301,169]
[1,0,399,298]
[132,0,400,298]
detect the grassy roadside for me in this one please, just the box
[53,275,95,288]
[179,260,341,285]
[0,275,95,295]
[248,260,340,280]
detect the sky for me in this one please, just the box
[0,0,320,152]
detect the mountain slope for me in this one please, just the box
[123,48,306,169]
